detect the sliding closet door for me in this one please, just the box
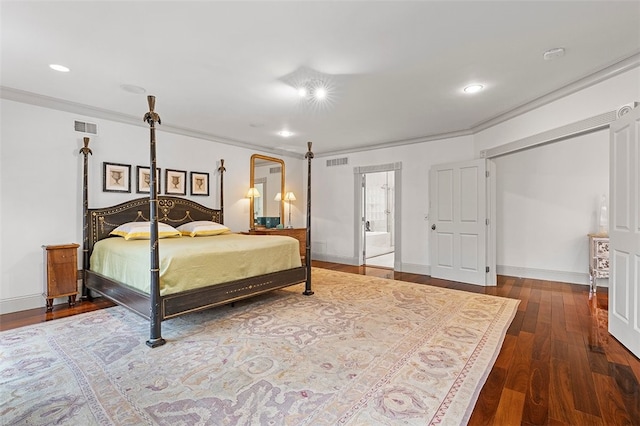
[609,106,640,358]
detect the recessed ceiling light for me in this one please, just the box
[297,87,308,98]
[543,47,565,61]
[120,84,146,94]
[278,130,294,137]
[463,84,484,94]
[49,64,70,72]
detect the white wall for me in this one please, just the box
[476,67,639,284]
[494,130,609,283]
[311,136,475,274]
[311,67,639,284]
[0,99,303,313]
[2,67,638,314]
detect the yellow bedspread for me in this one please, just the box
[90,233,302,296]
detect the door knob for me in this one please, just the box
[431,224,436,230]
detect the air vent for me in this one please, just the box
[326,157,349,167]
[269,166,282,174]
[74,120,97,134]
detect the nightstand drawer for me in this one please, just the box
[595,240,609,257]
[588,234,609,293]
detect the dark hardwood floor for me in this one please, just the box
[1,261,638,425]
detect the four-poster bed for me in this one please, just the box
[81,96,314,347]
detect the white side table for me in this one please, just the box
[588,233,609,294]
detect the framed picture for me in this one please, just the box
[136,166,161,194]
[190,171,210,196]
[103,162,131,193]
[165,169,187,195]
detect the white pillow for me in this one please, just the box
[109,222,181,240]
[177,220,230,237]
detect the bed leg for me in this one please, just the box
[303,265,314,296]
[146,337,166,348]
[80,270,93,301]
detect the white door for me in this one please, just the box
[429,159,494,285]
[609,106,640,358]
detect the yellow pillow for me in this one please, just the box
[110,222,181,240]
[177,221,230,237]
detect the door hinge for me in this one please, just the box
[485,170,490,178]
[486,218,490,225]
[486,266,490,273]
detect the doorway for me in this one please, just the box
[363,171,395,268]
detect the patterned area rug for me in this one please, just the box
[1,268,518,425]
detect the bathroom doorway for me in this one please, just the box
[363,171,395,268]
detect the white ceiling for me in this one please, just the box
[2,1,639,156]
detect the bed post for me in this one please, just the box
[144,95,166,348]
[303,141,314,296]
[218,159,226,224]
[79,137,92,300]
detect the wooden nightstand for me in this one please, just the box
[248,228,306,261]
[43,243,80,311]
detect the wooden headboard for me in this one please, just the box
[88,196,222,251]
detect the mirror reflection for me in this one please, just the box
[249,154,285,229]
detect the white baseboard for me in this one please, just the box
[312,255,603,288]
[497,265,606,287]
[0,294,44,314]
[311,253,359,266]
[397,262,431,275]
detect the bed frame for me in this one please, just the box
[80,96,314,347]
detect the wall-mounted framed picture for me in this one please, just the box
[190,171,209,196]
[103,162,131,193]
[165,169,187,195]
[136,166,161,194]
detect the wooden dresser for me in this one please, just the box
[248,228,306,261]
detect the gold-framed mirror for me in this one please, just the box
[249,154,285,229]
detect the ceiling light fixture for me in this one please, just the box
[278,130,294,137]
[297,79,329,101]
[543,47,565,61]
[49,64,70,73]
[463,84,484,94]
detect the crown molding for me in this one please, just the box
[3,51,639,159]
[314,129,474,158]
[0,86,303,159]
[316,52,640,157]
[471,51,640,133]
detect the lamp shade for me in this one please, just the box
[246,187,260,198]
[284,192,296,201]
[274,192,281,201]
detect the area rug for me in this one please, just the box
[1,268,518,425]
